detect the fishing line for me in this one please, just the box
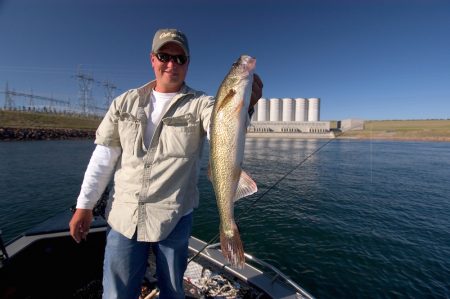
[187,231,220,265]
[188,130,347,265]
[236,134,342,220]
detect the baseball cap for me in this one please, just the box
[152,29,189,56]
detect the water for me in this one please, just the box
[1,138,449,298]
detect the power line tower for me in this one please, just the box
[103,80,117,108]
[3,82,14,109]
[75,69,94,115]
[28,89,34,108]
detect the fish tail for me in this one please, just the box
[220,222,245,268]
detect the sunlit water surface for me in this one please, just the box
[1,139,449,298]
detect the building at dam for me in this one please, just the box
[248,97,332,136]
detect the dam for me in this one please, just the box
[248,97,335,138]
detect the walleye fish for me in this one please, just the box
[209,55,258,268]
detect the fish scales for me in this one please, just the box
[209,55,257,268]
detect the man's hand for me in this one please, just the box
[250,73,263,108]
[69,208,93,243]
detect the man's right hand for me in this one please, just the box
[69,208,93,243]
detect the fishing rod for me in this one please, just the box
[188,129,348,265]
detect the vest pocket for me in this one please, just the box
[118,117,140,155]
[160,114,200,158]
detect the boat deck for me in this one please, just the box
[1,211,314,299]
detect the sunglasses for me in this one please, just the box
[155,53,189,65]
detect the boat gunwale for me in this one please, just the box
[2,215,315,299]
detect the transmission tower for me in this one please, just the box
[3,82,14,109]
[75,69,94,115]
[103,80,117,108]
[28,89,34,108]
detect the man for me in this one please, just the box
[69,28,263,299]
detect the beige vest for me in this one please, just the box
[95,81,214,241]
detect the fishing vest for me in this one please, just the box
[95,80,214,241]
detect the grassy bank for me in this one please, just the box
[1,110,449,142]
[340,119,450,142]
[0,110,101,130]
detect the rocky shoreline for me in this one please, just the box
[1,127,448,142]
[0,127,96,141]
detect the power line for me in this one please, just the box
[74,66,120,113]
[1,82,70,110]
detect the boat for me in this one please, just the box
[0,206,314,299]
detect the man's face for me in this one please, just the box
[151,43,189,93]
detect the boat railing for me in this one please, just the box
[0,230,9,265]
[206,242,314,299]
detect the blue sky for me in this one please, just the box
[1,0,449,120]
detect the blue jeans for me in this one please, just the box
[102,213,193,299]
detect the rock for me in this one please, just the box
[0,127,96,141]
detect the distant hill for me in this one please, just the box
[340,119,450,142]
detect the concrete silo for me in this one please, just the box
[281,98,293,122]
[269,98,280,121]
[308,97,320,121]
[257,98,268,121]
[252,100,258,121]
[294,98,308,122]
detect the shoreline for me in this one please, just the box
[1,111,449,143]
[0,127,95,141]
[336,135,450,143]
[247,132,450,142]
[1,127,449,143]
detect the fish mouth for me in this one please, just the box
[232,55,256,76]
[242,55,256,71]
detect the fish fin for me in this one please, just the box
[233,170,258,202]
[220,222,245,268]
[217,89,236,112]
[233,96,246,116]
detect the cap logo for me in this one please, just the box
[159,32,184,41]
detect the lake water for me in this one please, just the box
[1,138,449,298]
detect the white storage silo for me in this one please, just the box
[257,98,268,121]
[294,98,308,122]
[269,98,280,122]
[308,97,320,121]
[282,98,293,122]
[252,100,258,122]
